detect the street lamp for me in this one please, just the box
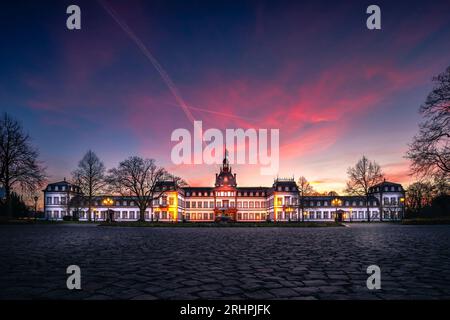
[400,197,405,220]
[102,197,114,222]
[285,206,293,222]
[331,198,342,221]
[34,196,39,221]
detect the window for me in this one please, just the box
[255,202,260,208]
[197,201,202,208]
[186,201,190,208]
[192,202,196,208]
[249,201,254,208]
[203,201,208,208]
[46,197,52,205]
[169,197,174,206]
[243,202,248,208]
[209,201,214,208]
[54,197,60,205]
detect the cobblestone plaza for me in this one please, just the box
[1,223,449,300]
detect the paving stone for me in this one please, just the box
[0,224,449,300]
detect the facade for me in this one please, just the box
[43,158,406,222]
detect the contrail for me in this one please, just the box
[98,0,196,124]
[162,101,254,122]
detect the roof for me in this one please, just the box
[46,180,73,187]
[369,180,404,192]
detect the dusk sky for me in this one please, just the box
[1,0,450,193]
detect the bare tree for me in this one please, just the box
[297,176,315,222]
[0,113,46,218]
[406,181,434,215]
[72,150,106,222]
[106,156,167,222]
[407,66,450,180]
[345,156,384,222]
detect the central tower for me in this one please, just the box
[215,152,237,188]
[213,152,238,221]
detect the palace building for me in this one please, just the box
[43,156,406,222]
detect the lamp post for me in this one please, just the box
[400,197,405,220]
[34,196,39,221]
[331,198,342,221]
[285,206,293,222]
[102,197,114,223]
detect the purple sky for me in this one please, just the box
[1,0,450,192]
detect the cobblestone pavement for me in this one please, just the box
[1,223,450,300]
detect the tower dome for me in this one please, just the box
[215,153,237,187]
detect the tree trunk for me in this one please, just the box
[5,185,12,220]
[366,195,371,222]
[88,199,92,222]
[138,207,146,222]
